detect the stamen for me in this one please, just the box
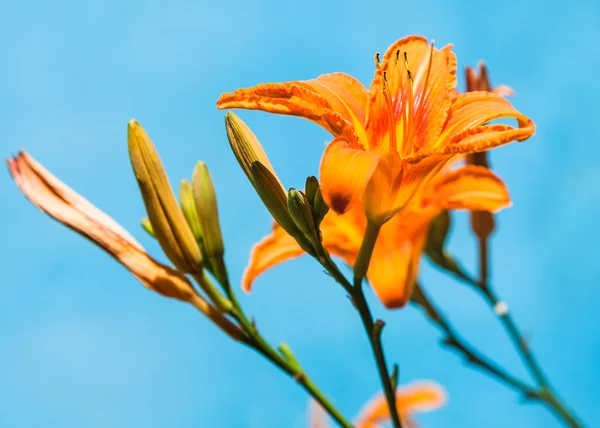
[374,52,381,69]
[402,51,415,154]
[403,52,414,84]
[382,71,397,152]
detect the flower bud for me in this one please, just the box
[192,161,228,283]
[287,188,317,242]
[251,162,302,239]
[179,179,204,245]
[128,119,203,274]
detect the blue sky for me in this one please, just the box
[2,0,599,427]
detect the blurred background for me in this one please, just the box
[1,0,599,426]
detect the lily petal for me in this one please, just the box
[217,73,369,146]
[367,224,427,308]
[320,138,380,214]
[422,165,511,212]
[355,381,446,428]
[439,91,534,147]
[7,152,243,340]
[243,210,365,293]
[242,222,305,293]
[365,36,457,153]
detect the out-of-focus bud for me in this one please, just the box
[179,179,204,245]
[192,161,229,283]
[464,63,499,240]
[141,217,155,238]
[128,119,203,274]
[287,188,317,242]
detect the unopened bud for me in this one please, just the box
[224,112,283,188]
[179,179,204,245]
[128,119,203,274]
[287,189,317,241]
[192,161,228,283]
[471,210,495,239]
[251,162,302,238]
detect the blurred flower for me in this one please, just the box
[309,381,446,428]
[217,35,534,225]
[7,151,243,340]
[241,163,510,308]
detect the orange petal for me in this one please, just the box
[355,381,446,428]
[366,219,428,308]
[320,138,380,214]
[242,222,305,293]
[308,401,330,428]
[365,36,457,153]
[438,91,534,148]
[7,152,243,339]
[363,151,403,224]
[421,165,511,212]
[364,153,450,225]
[216,73,369,146]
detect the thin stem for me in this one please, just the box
[470,236,583,427]
[218,276,354,428]
[352,278,402,428]
[411,284,537,398]
[350,221,403,428]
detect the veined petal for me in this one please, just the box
[355,381,446,428]
[366,225,427,308]
[439,91,534,147]
[320,138,380,214]
[421,165,511,212]
[217,73,369,147]
[242,222,305,293]
[365,36,457,153]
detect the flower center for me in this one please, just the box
[375,42,436,156]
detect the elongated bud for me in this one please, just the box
[251,162,302,238]
[141,217,155,237]
[179,179,204,245]
[192,162,224,258]
[128,119,203,274]
[224,112,283,188]
[465,64,496,240]
[192,161,228,283]
[287,189,317,241]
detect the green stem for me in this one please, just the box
[411,284,537,398]
[218,276,354,428]
[350,221,403,428]
[471,236,583,427]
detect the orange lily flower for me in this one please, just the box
[242,163,510,308]
[309,381,446,428]
[217,35,534,225]
[7,151,243,340]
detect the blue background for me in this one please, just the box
[1,0,599,427]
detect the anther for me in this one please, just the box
[374,52,381,69]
